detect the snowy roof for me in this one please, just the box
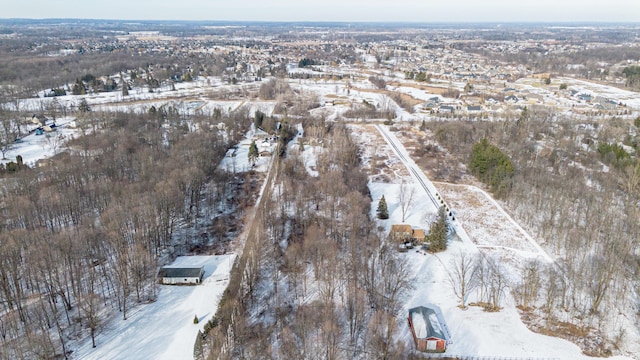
[409,306,447,340]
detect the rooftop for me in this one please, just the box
[158,266,204,278]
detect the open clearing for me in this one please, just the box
[72,255,235,360]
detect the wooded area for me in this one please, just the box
[0,105,255,358]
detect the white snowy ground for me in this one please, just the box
[72,255,235,360]
[219,126,273,173]
[369,182,633,359]
[1,116,78,167]
[364,126,634,360]
[398,241,619,360]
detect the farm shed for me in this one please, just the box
[408,306,450,353]
[158,266,205,285]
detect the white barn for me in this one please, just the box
[158,266,205,285]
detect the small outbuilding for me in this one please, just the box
[158,266,205,285]
[408,305,451,353]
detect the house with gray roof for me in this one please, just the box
[158,266,205,285]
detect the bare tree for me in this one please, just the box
[0,115,19,160]
[514,260,542,309]
[447,250,479,309]
[397,180,415,223]
[44,132,65,155]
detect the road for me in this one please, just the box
[375,124,473,244]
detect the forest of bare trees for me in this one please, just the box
[202,122,417,359]
[0,104,257,359]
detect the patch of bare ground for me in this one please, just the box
[468,301,502,312]
[350,124,409,182]
[518,308,614,357]
[351,87,423,108]
[393,124,468,183]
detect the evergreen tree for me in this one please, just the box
[78,98,91,113]
[376,195,389,219]
[254,110,265,129]
[193,315,199,324]
[248,140,259,166]
[415,72,427,82]
[468,138,514,197]
[122,78,129,97]
[428,206,449,252]
[72,79,86,95]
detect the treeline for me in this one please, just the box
[0,106,253,358]
[0,47,235,99]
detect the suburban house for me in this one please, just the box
[390,225,426,250]
[390,224,414,243]
[438,105,455,114]
[411,229,426,243]
[466,105,482,113]
[408,305,451,353]
[157,266,205,285]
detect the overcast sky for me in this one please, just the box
[3,0,639,23]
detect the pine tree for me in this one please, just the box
[376,195,389,220]
[193,315,199,324]
[122,80,129,97]
[78,98,91,113]
[428,206,449,252]
[72,79,86,95]
[248,140,259,166]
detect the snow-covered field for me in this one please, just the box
[72,255,235,360]
[1,116,78,167]
[399,241,624,359]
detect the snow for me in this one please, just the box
[73,255,235,360]
[365,126,634,360]
[1,116,78,167]
[5,73,637,359]
[219,126,273,173]
[411,312,428,338]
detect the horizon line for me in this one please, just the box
[1,18,640,25]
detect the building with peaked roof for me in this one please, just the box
[408,305,451,353]
[158,266,205,285]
